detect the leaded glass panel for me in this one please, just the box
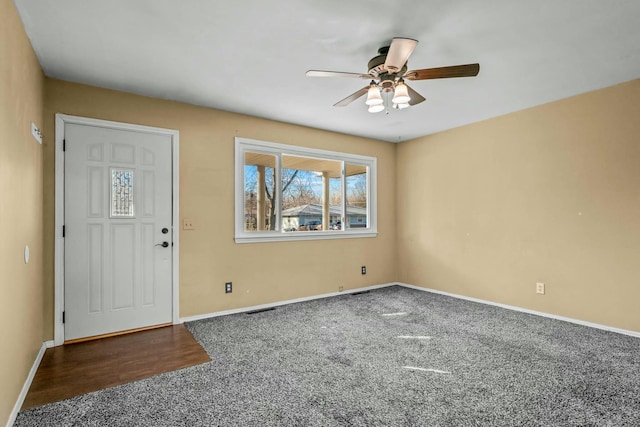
[111,169,134,217]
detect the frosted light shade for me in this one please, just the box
[392,82,410,104]
[368,104,384,113]
[366,85,383,105]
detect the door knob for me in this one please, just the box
[155,241,169,248]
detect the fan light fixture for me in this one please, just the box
[366,80,411,113]
[392,80,410,104]
[365,82,383,106]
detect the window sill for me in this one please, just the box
[235,230,378,244]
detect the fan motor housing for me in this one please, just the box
[368,48,408,78]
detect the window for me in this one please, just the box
[110,168,135,217]
[235,137,377,243]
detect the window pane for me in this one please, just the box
[345,164,368,229]
[244,152,276,231]
[111,168,134,217]
[281,155,341,232]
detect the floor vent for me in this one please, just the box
[246,307,276,315]
[351,290,371,296]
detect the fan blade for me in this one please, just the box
[334,86,369,107]
[406,84,426,106]
[405,63,480,80]
[306,70,372,79]
[384,38,418,73]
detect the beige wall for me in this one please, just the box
[42,79,397,336]
[3,3,638,420]
[397,79,640,332]
[0,0,44,423]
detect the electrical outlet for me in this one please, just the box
[536,282,545,295]
[225,282,232,293]
[361,266,366,275]
[183,219,195,230]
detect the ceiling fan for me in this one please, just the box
[306,37,480,113]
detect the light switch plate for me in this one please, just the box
[31,122,42,144]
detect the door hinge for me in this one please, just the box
[62,225,65,237]
[62,311,65,324]
[63,139,66,151]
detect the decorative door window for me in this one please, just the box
[111,168,135,217]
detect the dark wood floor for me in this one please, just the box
[22,324,211,410]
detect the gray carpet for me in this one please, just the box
[15,286,640,426]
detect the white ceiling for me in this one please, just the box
[14,0,640,142]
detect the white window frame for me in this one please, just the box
[235,137,377,243]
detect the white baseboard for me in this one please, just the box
[180,283,396,323]
[397,282,640,339]
[7,340,54,427]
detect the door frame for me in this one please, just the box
[54,114,180,346]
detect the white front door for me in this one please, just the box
[64,123,173,341]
